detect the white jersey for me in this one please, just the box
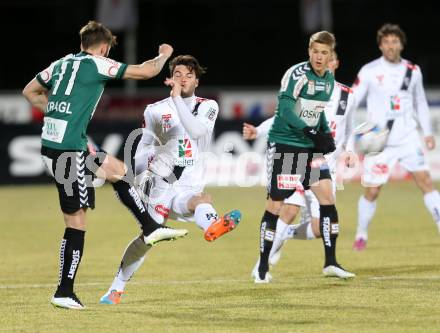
[352,57,432,146]
[141,95,219,190]
[257,81,355,170]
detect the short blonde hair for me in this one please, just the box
[309,31,336,50]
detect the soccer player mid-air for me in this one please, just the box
[22,21,188,310]
[99,55,241,305]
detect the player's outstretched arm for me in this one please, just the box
[243,123,257,140]
[22,78,48,112]
[243,117,274,140]
[123,44,173,80]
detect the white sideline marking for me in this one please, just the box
[369,276,440,281]
[0,279,250,290]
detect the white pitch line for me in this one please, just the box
[0,279,251,290]
[369,276,440,281]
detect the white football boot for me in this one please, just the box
[51,294,85,309]
[143,227,188,246]
[322,265,356,279]
[251,259,273,283]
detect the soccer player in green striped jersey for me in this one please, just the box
[253,31,355,283]
[22,21,188,310]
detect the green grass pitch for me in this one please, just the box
[1,182,439,332]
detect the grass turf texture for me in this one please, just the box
[1,183,439,332]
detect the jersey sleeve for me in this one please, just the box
[92,56,127,81]
[256,117,274,138]
[276,68,309,129]
[195,99,219,133]
[412,66,433,136]
[35,59,61,90]
[351,66,369,109]
[141,106,156,144]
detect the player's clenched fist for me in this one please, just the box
[243,122,257,140]
[158,44,173,58]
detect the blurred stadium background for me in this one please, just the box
[1,0,440,185]
[1,1,440,332]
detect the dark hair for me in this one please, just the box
[377,23,406,45]
[309,31,336,50]
[169,55,206,78]
[79,21,117,49]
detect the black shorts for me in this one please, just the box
[266,142,331,201]
[41,146,107,214]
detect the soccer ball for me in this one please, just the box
[354,121,389,154]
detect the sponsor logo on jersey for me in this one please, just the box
[108,65,119,77]
[154,204,170,218]
[376,74,384,85]
[299,108,321,120]
[277,174,301,190]
[42,117,68,143]
[41,70,50,82]
[175,139,194,166]
[161,114,172,130]
[296,98,326,126]
[390,95,400,111]
[326,82,331,94]
[174,159,194,167]
[206,107,217,121]
[315,81,325,91]
[307,80,315,95]
[68,250,81,279]
[178,139,193,158]
[339,100,347,111]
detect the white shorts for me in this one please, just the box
[362,138,428,186]
[283,174,337,224]
[283,189,319,224]
[145,175,200,224]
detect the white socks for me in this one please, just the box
[269,218,289,256]
[194,203,218,231]
[356,195,377,240]
[423,191,440,231]
[109,236,150,292]
[284,222,316,240]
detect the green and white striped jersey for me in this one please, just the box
[36,51,127,151]
[268,61,334,148]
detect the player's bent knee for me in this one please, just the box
[365,186,381,201]
[280,204,300,224]
[192,192,213,205]
[100,155,127,182]
[266,199,283,215]
[63,209,87,230]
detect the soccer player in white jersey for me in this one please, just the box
[351,23,440,251]
[100,55,241,305]
[243,52,356,279]
[22,21,188,310]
